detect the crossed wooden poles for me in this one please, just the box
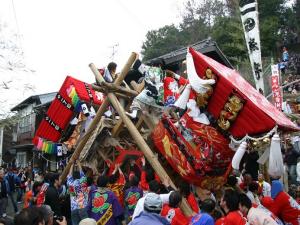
[59,52,194,216]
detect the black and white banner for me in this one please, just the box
[240,0,264,92]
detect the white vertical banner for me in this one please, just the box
[240,0,264,93]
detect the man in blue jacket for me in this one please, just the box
[5,168,18,213]
[0,169,10,217]
[129,193,170,225]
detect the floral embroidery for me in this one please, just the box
[92,192,110,214]
[69,185,76,196]
[126,192,140,210]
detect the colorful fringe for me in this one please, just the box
[67,85,82,112]
[36,137,63,155]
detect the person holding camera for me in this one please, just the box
[45,173,62,217]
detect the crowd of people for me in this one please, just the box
[282,74,300,95]
[0,153,299,225]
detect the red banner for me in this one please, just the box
[271,65,282,111]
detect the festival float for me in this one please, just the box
[152,47,299,189]
[32,47,299,214]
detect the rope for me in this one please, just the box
[229,125,278,145]
[38,152,71,165]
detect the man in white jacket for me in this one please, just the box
[239,193,284,225]
[132,180,172,220]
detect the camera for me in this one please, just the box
[53,215,63,225]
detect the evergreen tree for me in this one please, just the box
[141,25,182,61]
[212,16,247,65]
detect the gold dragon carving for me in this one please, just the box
[217,94,244,131]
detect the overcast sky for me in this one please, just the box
[0,0,187,116]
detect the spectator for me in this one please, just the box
[67,161,89,225]
[289,184,298,201]
[282,100,293,114]
[161,191,189,225]
[190,198,215,225]
[45,173,62,216]
[257,173,271,197]
[5,168,18,213]
[132,180,172,220]
[23,181,42,208]
[278,59,286,75]
[129,193,169,225]
[284,141,300,185]
[239,193,281,225]
[25,177,33,192]
[17,168,26,203]
[216,189,247,225]
[282,47,289,62]
[0,170,9,218]
[87,175,125,225]
[25,166,33,180]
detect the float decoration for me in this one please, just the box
[32,76,104,154]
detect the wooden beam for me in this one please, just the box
[111,80,146,136]
[91,83,138,97]
[91,84,132,99]
[112,120,125,137]
[97,148,109,161]
[111,102,132,137]
[59,52,137,183]
[135,115,145,130]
